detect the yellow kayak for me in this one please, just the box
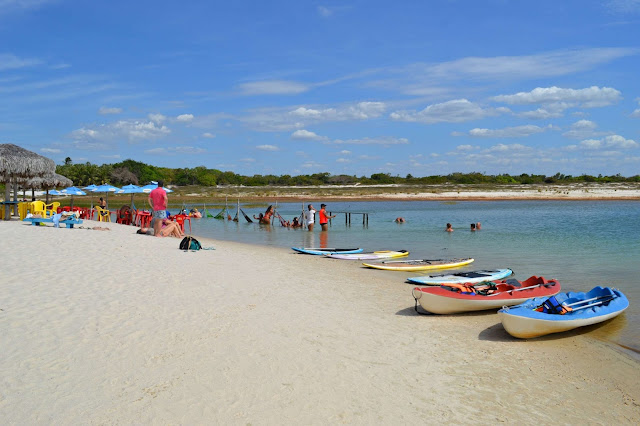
[362,257,474,271]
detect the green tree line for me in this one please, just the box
[55,158,640,187]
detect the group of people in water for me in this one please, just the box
[394,217,482,232]
[251,203,336,231]
[446,222,481,232]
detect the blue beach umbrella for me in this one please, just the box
[49,189,64,196]
[91,183,121,210]
[117,184,144,209]
[61,186,87,208]
[82,184,98,191]
[141,182,173,193]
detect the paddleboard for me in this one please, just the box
[363,257,474,271]
[407,268,513,285]
[292,247,364,255]
[326,250,409,260]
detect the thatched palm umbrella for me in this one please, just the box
[21,173,73,203]
[0,144,56,220]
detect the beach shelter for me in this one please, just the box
[82,184,98,191]
[21,172,73,203]
[91,183,120,210]
[61,186,87,208]
[117,184,144,209]
[0,144,56,220]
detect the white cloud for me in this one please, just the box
[256,144,280,151]
[391,99,506,124]
[239,80,309,95]
[0,53,42,70]
[148,113,166,123]
[579,135,638,149]
[631,101,640,118]
[603,134,638,148]
[113,120,171,141]
[71,128,99,139]
[493,86,621,108]
[291,101,385,121]
[485,143,532,153]
[176,113,194,122]
[202,132,215,138]
[173,146,206,154]
[467,124,550,138]
[339,150,351,155]
[517,103,568,119]
[71,119,171,143]
[455,145,477,151]
[144,147,166,154]
[40,147,61,153]
[580,139,602,149]
[359,154,381,160]
[99,107,122,115]
[317,6,333,17]
[605,0,640,14]
[331,136,409,145]
[243,101,386,131]
[336,158,351,163]
[424,48,637,80]
[145,146,206,155]
[291,129,327,141]
[562,120,604,140]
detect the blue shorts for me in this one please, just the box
[153,209,167,220]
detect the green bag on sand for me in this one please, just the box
[180,236,202,250]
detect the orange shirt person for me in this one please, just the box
[318,203,336,231]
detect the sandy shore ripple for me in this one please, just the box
[1,219,638,424]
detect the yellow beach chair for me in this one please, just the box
[95,206,111,222]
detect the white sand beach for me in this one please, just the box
[1,219,638,424]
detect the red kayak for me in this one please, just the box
[412,276,561,314]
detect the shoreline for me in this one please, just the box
[1,219,638,423]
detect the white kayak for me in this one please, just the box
[407,268,513,285]
[326,250,409,260]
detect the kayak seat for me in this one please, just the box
[460,272,487,278]
[504,278,521,287]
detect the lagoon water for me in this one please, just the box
[185,200,639,354]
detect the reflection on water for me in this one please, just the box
[189,200,640,353]
[320,230,328,248]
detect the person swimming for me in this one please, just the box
[446,223,453,232]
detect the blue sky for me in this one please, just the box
[1,0,640,177]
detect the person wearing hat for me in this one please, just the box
[318,203,336,231]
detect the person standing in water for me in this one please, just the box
[318,203,336,231]
[304,204,316,232]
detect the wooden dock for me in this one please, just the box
[329,211,369,227]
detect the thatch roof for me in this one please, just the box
[21,173,73,189]
[0,143,56,181]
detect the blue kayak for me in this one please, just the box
[499,286,629,338]
[292,247,363,255]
